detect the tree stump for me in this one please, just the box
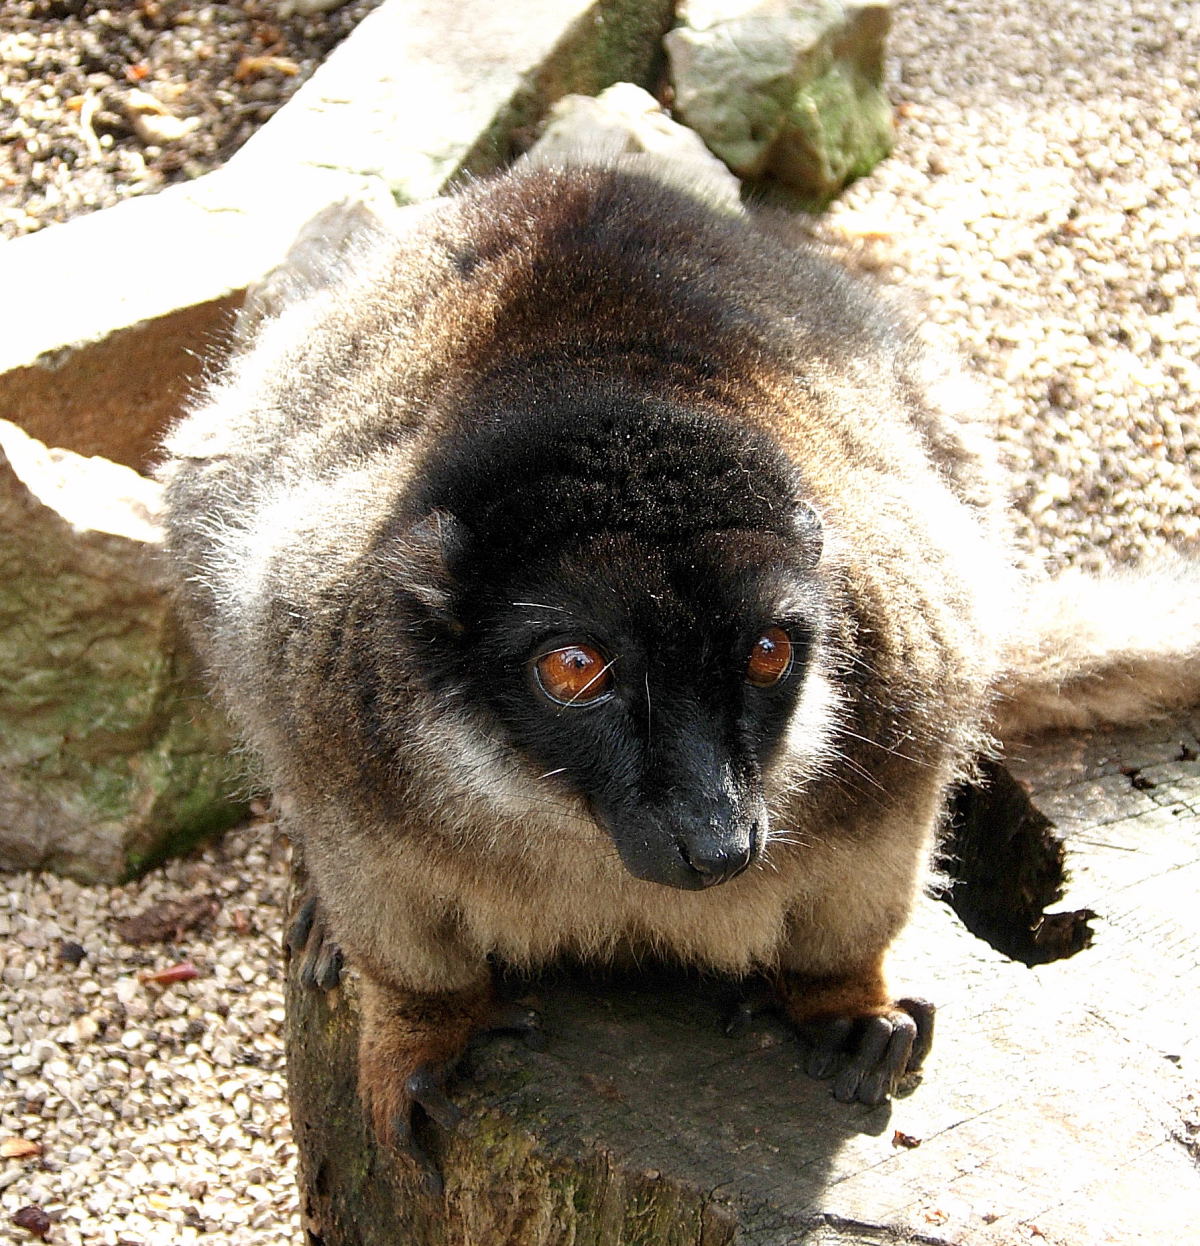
[285,713,1200,1245]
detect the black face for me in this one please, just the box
[398,391,825,890]
[453,530,822,890]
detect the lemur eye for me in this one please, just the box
[746,626,793,688]
[534,643,614,706]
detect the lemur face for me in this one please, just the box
[395,391,827,889]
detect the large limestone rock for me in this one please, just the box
[666,0,895,207]
[0,420,246,883]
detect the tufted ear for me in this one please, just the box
[790,498,823,570]
[382,509,468,622]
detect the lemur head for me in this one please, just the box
[388,381,828,889]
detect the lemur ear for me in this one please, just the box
[381,509,468,622]
[791,498,823,569]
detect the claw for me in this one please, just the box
[897,997,935,1070]
[799,1015,854,1080]
[723,982,774,1037]
[724,1000,755,1038]
[314,943,344,991]
[406,1065,464,1132]
[392,1111,443,1198]
[800,999,935,1104]
[302,936,336,986]
[483,1001,545,1050]
[285,896,317,954]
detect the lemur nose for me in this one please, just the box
[678,833,756,888]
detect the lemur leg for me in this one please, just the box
[773,791,940,1105]
[286,878,539,1191]
[355,972,491,1193]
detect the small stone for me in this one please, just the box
[11,1205,52,1240]
[61,1015,99,1046]
[132,111,202,146]
[57,941,87,966]
[29,1039,59,1067]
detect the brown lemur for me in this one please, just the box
[157,164,1198,1184]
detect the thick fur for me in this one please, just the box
[995,551,1200,738]
[160,166,1028,1129]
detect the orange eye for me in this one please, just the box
[746,626,793,688]
[534,643,614,706]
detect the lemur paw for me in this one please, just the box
[285,893,344,991]
[796,997,935,1105]
[776,968,935,1105]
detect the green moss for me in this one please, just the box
[1,531,248,879]
[455,0,676,176]
[770,60,893,209]
[122,781,248,878]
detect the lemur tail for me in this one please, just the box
[993,550,1200,740]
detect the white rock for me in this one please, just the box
[523,82,742,210]
[29,1037,60,1065]
[115,976,140,1006]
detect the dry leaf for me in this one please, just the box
[138,961,200,986]
[116,895,217,945]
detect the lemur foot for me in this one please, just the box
[796,997,934,1105]
[357,979,545,1193]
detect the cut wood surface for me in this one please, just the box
[286,714,1200,1245]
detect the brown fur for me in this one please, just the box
[160,165,1024,1159]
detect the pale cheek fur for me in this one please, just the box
[766,667,845,807]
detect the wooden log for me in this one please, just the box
[285,712,1200,1245]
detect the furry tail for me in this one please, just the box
[993,551,1200,740]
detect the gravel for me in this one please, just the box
[0,0,384,240]
[813,0,1199,573]
[1,821,297,1245]
[2,1,1198,1242]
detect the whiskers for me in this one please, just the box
[820,741,891,801]
[510,601,569,614]
[756,824,818,875]
[835,724,939,770]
